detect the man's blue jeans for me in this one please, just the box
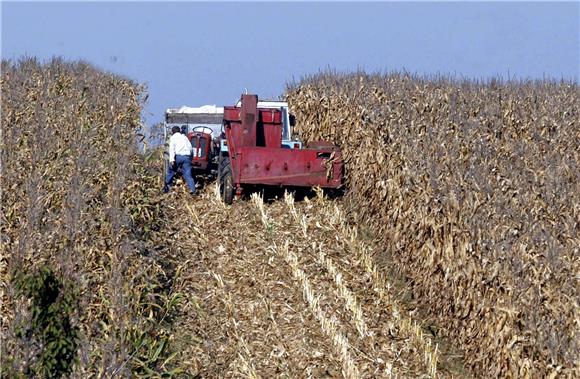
[165,155,196,193]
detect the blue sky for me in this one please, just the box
[2,1,579,124]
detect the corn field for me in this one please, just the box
[2,59,577,378]
[2,59,454,378]
[287,72,579,378]
[1,58,182,377]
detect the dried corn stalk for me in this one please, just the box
[1,58,183,377]
[287,72,579,378]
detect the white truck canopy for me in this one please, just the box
[165,105,224,139]
[166,105,224,114]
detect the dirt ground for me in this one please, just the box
[164,185,467,378]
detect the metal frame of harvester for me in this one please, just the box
[218,94,343,203]
[165,94,344,203]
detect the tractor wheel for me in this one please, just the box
[218,156,234,204]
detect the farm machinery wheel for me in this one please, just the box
[218,156,234,204]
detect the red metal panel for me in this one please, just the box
[224,107,281,124]
[262,123,282,148]
[223,107,240,121]
[259,110,281,124]
[223,107,241,166]
[258,109,282,148]
[235,147,343,188]
[239,94,258,147]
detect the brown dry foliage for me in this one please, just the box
[1,58,179,377]
[287,72,579,378]
[167,186,457,378]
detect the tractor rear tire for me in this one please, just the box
[218,156,234,204]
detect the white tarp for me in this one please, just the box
[166,105,224,114]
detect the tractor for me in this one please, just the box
[164,105,223,182]
[164,94,344,203]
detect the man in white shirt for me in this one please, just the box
[163,126,196,195]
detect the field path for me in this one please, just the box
[166,186,464,378]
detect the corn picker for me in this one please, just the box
[165,94,344,203]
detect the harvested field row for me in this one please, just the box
[168,188,344,377]
[168,184,466,378]
[286,73,579,378]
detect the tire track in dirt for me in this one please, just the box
[167,185,465,378]
[171,187,343,378]
[252,194,365,378]
[276,193,442,377]
[252,193,427,378]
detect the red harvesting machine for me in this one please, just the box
[217,94,344,203]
